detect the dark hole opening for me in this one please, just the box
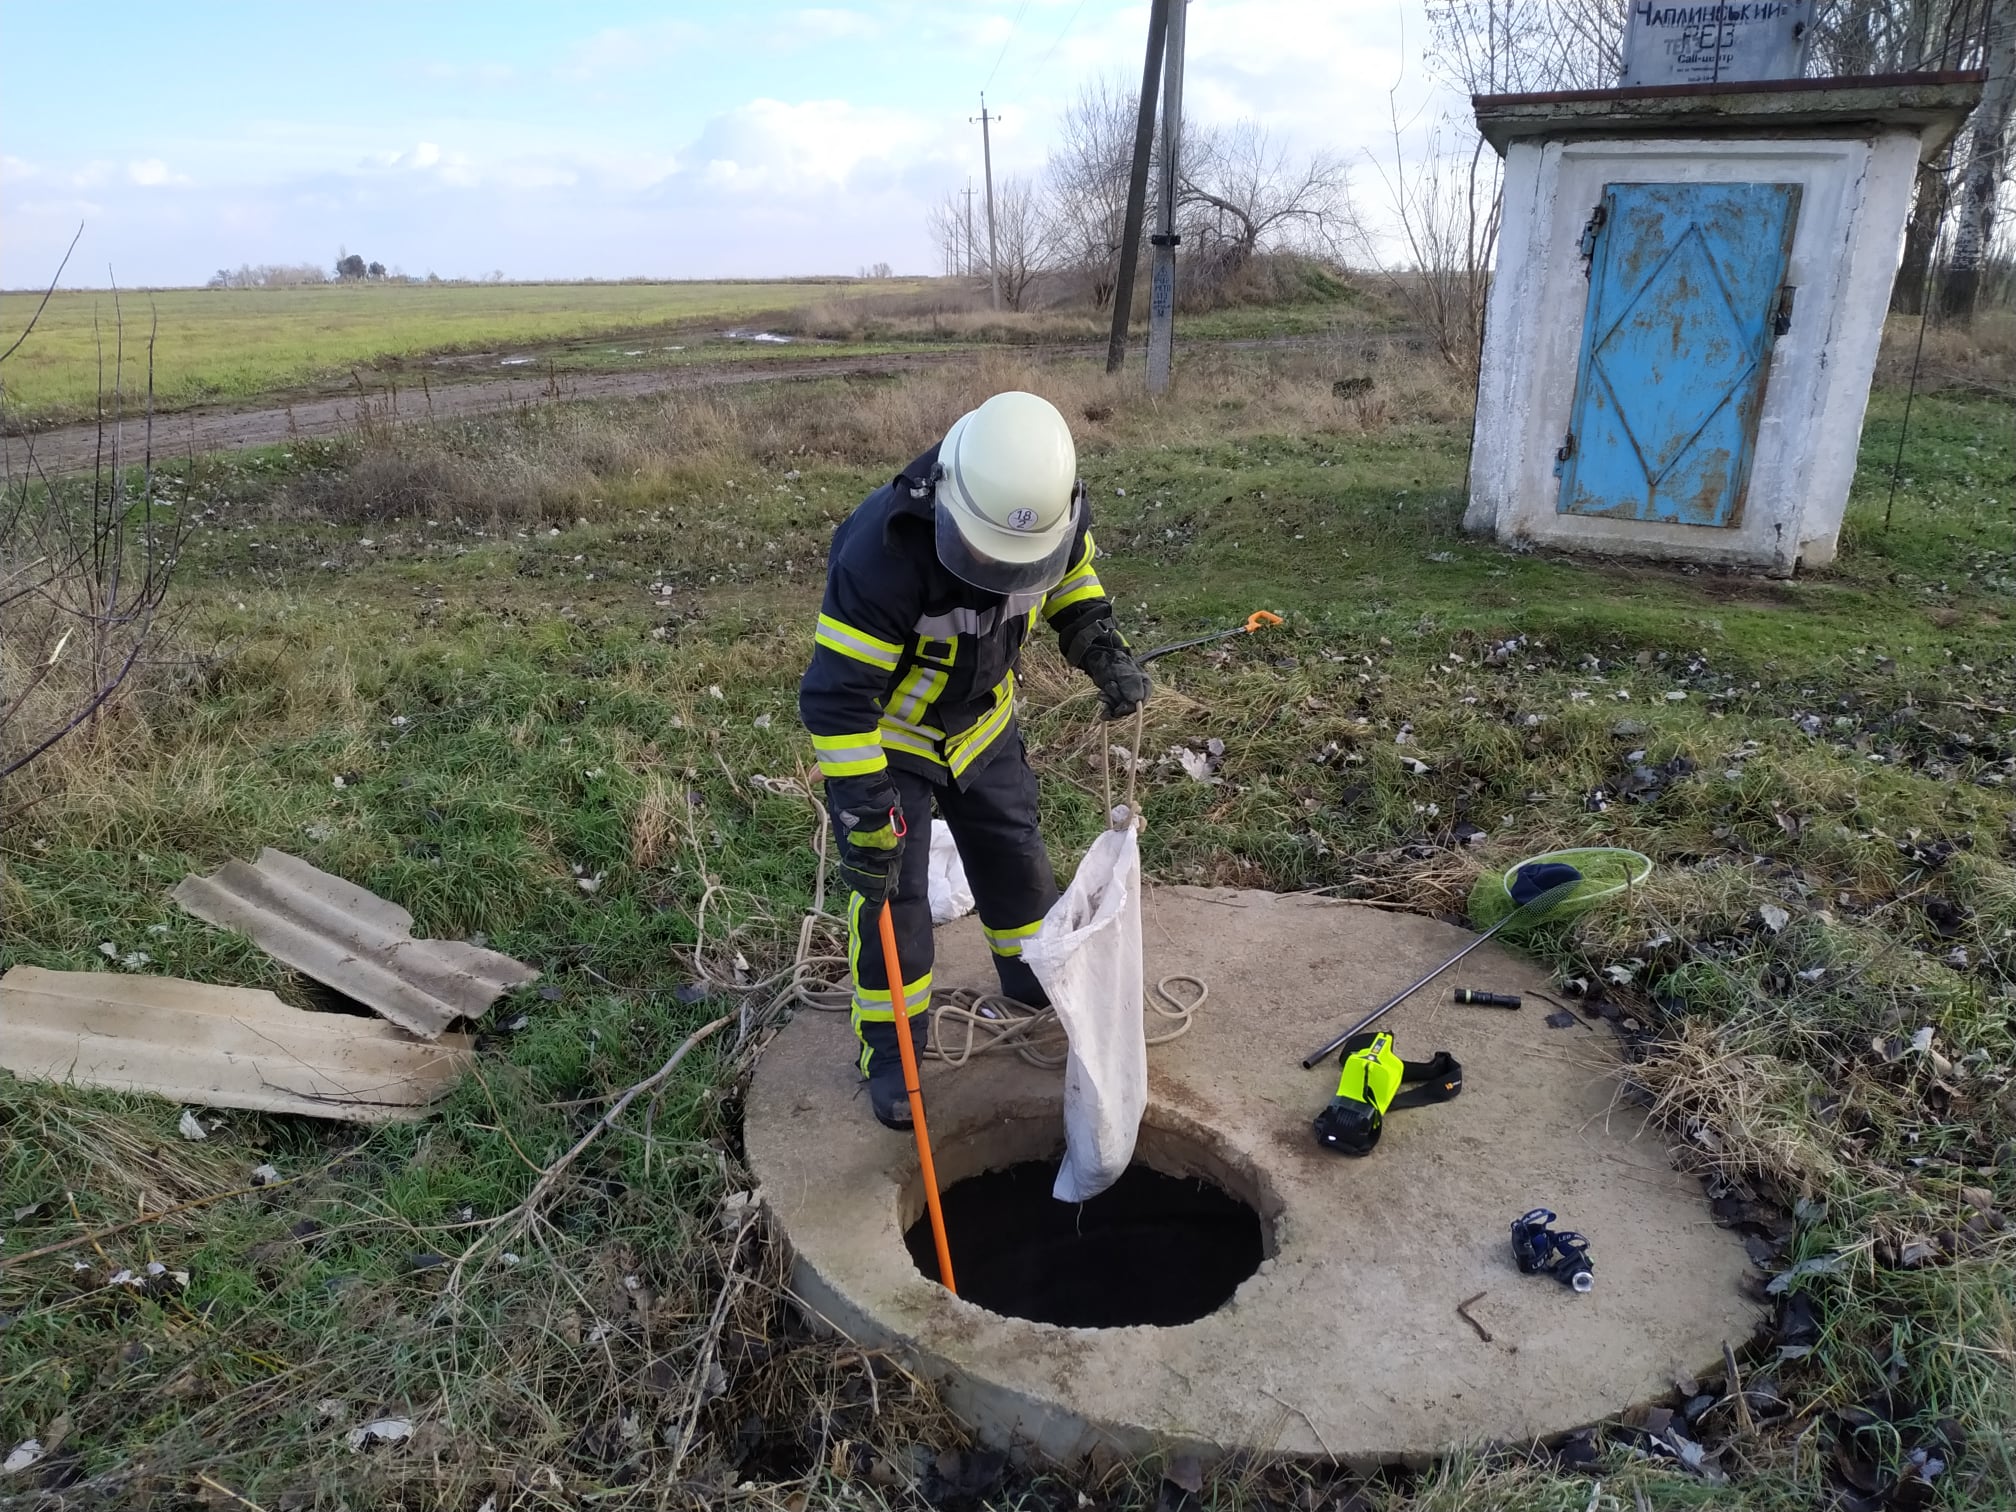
[904,1160,1265,1327]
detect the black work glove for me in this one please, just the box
[827,772,905,903]
[1060,611,1151,720]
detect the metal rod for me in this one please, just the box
[1300,881,1580,1068]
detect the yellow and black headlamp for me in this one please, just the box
[1313,1031,1463,1156]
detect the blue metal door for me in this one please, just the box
[1557,181,1799,528]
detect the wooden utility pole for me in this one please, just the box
[972,95,1002,310]
[1107,0,1168,373]
[1145,0,1187,394]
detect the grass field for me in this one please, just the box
[0,279,925,426]
[1,347,2012,1508]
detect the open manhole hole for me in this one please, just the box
[903,1159,1266,1327]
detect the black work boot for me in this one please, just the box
[867,1060,913,1130]
[858,1015,929,1131]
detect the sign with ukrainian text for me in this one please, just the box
[1620,1,1813,87]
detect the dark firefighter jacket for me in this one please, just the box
[798,442,1113,789]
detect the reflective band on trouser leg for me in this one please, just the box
[846,896,933,1024]
[810,730,886,779]
[815,614,902,671]
[982,918,1044,958]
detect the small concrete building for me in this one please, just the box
[1464,77,1982,575]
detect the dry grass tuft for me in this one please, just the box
[1627,1019,1853,1201]
[1875,309,2016,394]
[272,344,1474,530]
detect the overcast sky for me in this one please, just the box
[0,0,1467,289]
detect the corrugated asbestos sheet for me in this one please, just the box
[172,848,538,1038]
[0,966,472,1122]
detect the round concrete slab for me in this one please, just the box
[747,888,1760,1465]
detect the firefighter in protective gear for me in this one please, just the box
[800,390,1150,1129]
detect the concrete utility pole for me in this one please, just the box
[972,94,1002,310]
[1107,0,1168,373]
[1145,0,1187,394]
[962,179,977,278]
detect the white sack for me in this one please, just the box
[1022,819,1146,1203]
[927,823,974,924]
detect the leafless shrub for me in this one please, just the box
[1359,116,1500,380]
[2,258,194,795]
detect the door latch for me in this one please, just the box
[1553,431,1576,477]
[1771,284,1797,336]
[1577,202,1609,266]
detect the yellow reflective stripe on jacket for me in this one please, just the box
[816,613,903,671]
[877,711,948,768]
[945,670,1016,778]
[1043,533,1106,618]
[810,729,886,778]
[982,918,1045,958]
[886,663,946,726]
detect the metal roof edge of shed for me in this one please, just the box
[1473,74,1986,157]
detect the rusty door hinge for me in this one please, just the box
[1577,202,1609,267]
[1553,431,1576,476]
[1772,284,1797,336]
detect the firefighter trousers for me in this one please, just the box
[846,741,1057,1078]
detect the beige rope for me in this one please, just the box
[926,973,1205,1069]
[759,698,1204,1066]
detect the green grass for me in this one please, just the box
[1,362,2011,1508]
[0,278,925,426]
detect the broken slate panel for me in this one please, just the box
[172,848,537,1038]
[0,966,471,1121]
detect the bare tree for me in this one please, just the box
[1044,80,1138,308]
[989,175,1049,312]
[1179,122,1354,283]
[1424,0,1620,95]
[1940,7,2016,320]
[1,257,193,796]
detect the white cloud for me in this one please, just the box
[411,141,442,169]
[128,158,192,187]
[786,7,880,42]
[681,98,951,197]
[557,18,709,83]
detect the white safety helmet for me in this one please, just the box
[932,390,1084,595]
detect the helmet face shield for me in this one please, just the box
[935,484,1082,594]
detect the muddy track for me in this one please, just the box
[7,330,1415,476]
[4,349,989,476]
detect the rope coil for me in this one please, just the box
[762,700,1201,1065]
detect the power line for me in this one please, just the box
[983,0,1034,89]
[1029,0,1091,75]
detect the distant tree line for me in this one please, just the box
[205,248,436,289]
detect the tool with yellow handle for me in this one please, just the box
[1138,610,1283,666]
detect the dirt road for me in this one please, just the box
[8,330,1411,476]
[4,348,981,475]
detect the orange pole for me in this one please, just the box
[879,899,957,1295]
